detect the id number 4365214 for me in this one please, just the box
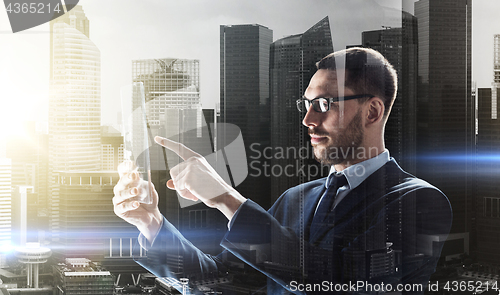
[6,2,61,14]
[443,280,499,294]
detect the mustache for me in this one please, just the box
[308,128,329,137]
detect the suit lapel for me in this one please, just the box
[308,161,401,244]
[302,184,327,241]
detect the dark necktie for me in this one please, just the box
[311,173,348,226]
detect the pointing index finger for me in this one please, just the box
[154,136,200,160]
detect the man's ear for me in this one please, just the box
[366,97,385,125]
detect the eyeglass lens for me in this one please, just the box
[298,98,329,113]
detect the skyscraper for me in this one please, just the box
[0,158,12,248]
[48,5,101,246]
[476,86,500,265]
[220,24,273,208]
[475,35,500,266]
[269,17,333,201]
[414,0,473,235]
[362,11,418,174]
[265,17,333,274]
[492,34,500,119]
[49,5,101,172]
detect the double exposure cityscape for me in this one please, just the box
[1,0,500,294]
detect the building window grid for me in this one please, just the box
[100,144,114,170]
[494,35,500,71]
[484,197,500,218]
[118,145,124,164]
[492,88,498,120]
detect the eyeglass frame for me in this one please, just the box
[296,94,375,113]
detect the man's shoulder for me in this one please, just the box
[376,159,442,192]
[361,159,449,208]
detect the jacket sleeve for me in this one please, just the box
[134,217,227,281]
[220,199,340,294]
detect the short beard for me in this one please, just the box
[311,110,364,166]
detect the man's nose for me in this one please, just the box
[302,106,321,127]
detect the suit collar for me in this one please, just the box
[310,159,406,243]
[327,149,391,191]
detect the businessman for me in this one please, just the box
[113,47,452,294]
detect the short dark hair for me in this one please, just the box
[316,47,398,118]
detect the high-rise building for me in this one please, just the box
[220,24,273,208]
[414,0,473,235]
[362,11,418,174]
[263,17,333,275]
[132,58,200,125]
[49,5,101,172]
[476,37,500,266]
[492,34,500,119]
[269,17,333,201]
[48,6,101,246]
[0,158,12,248]
[476,87,500,265]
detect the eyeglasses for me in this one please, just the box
[296,94,374,113]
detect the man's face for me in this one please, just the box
[302,69,365,166]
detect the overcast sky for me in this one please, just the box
[0,0,499,135]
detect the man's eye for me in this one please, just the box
[320,101,328,110]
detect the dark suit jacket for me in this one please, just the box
[138,159,452,294]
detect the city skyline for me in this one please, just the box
[2,0,500,292]
[0,0,499,145]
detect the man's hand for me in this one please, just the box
[113,160,163,243]
[155,136,246,221]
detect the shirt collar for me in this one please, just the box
[326,149,391,190]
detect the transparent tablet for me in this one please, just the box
[120,82,152,204]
